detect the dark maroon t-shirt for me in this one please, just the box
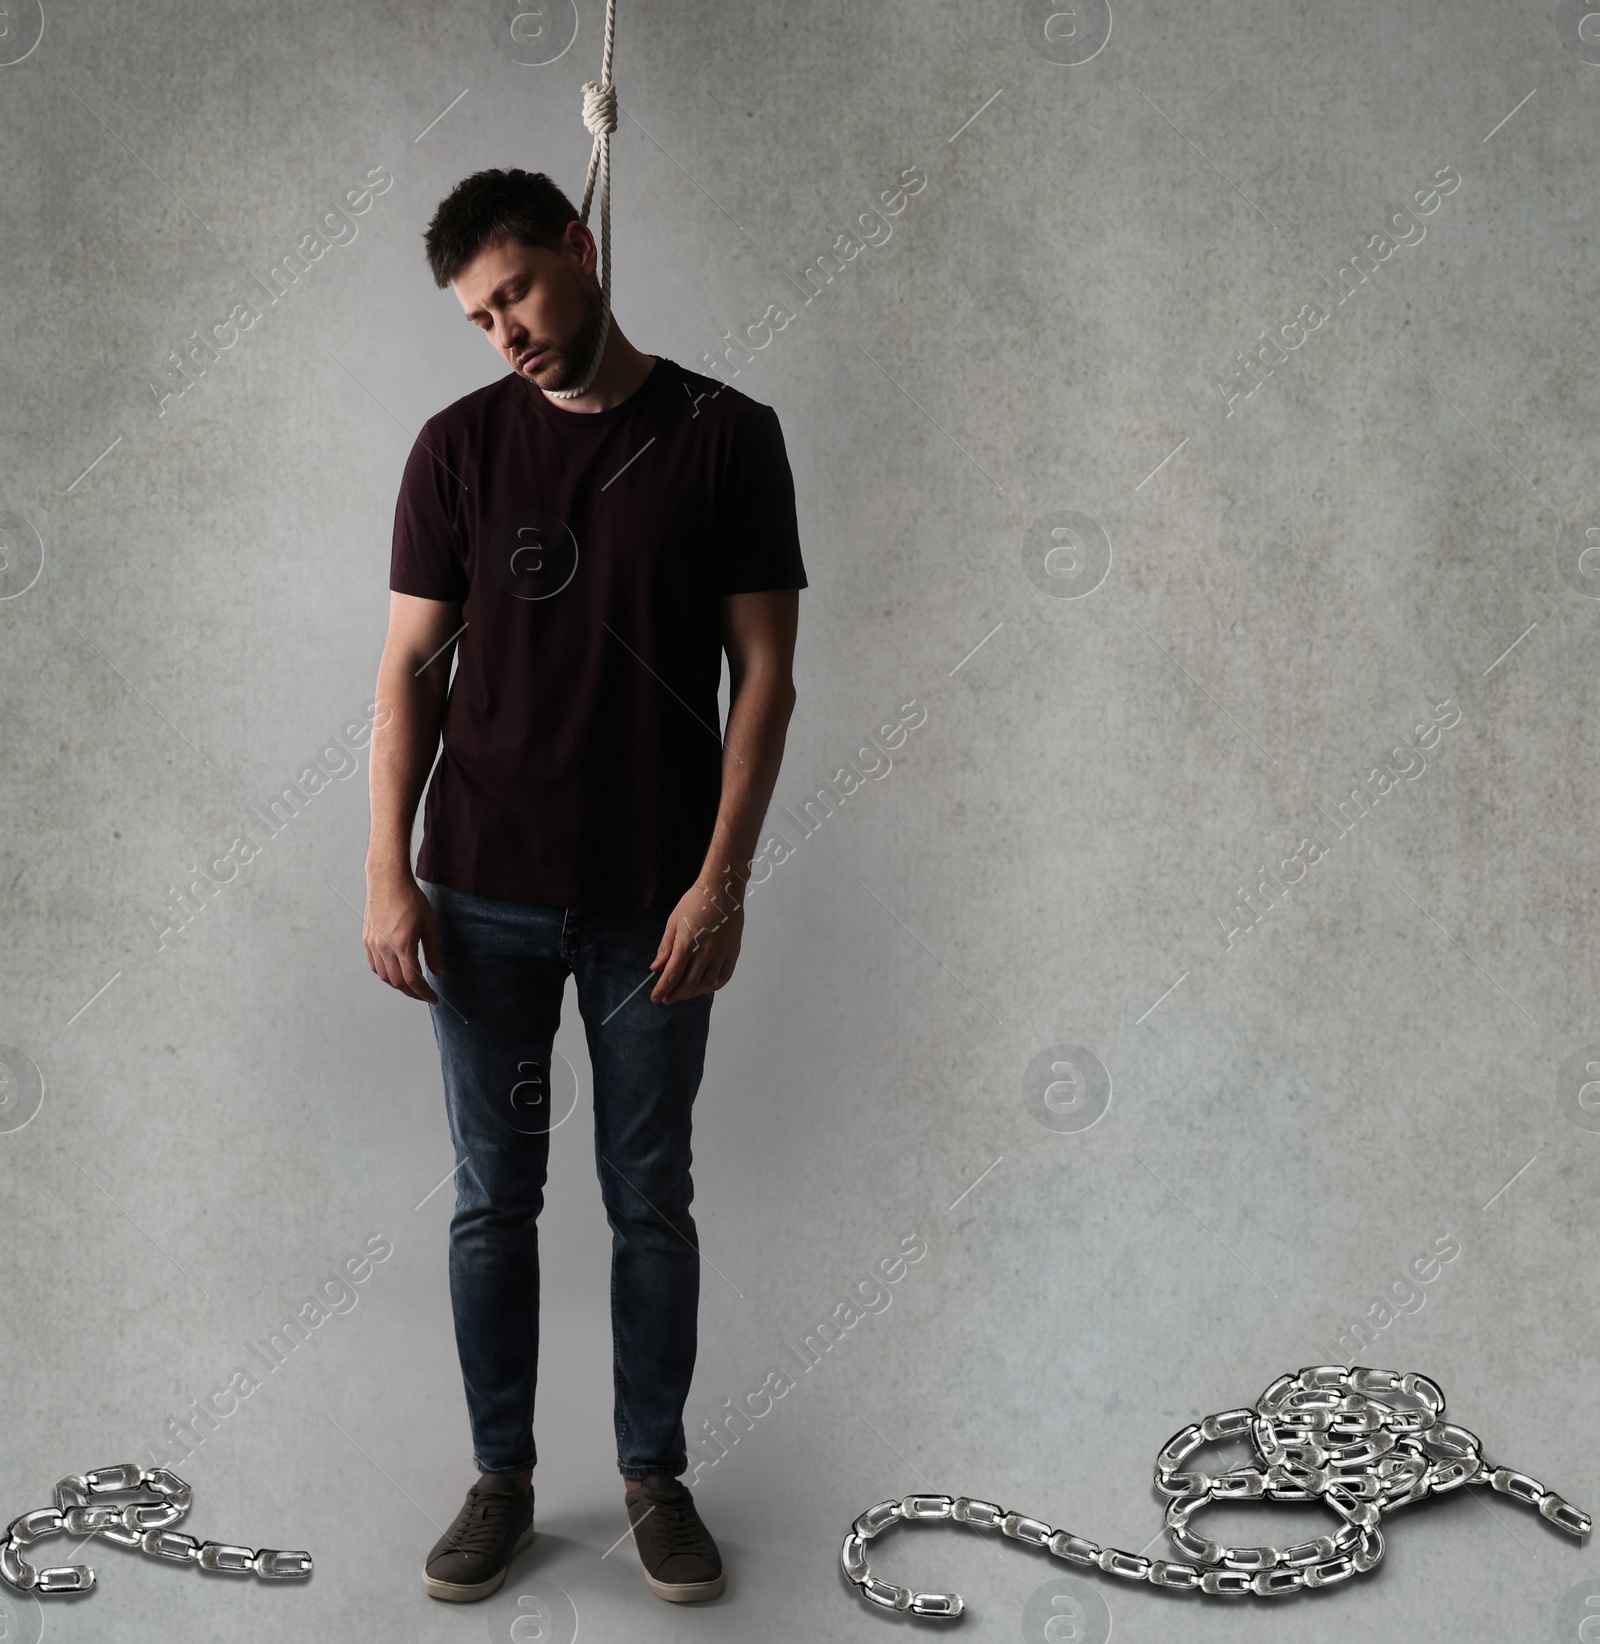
[388,355,807,910]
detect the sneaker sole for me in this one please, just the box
[640,1567,727,1603]
[422,1521,535,1602]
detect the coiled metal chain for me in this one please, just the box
[0,1464,312,1596]
[840,1364,1591,1619]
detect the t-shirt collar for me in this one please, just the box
[519,353,667,425]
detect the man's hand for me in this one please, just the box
[364,866,446,1003]
[649,875,745,1002]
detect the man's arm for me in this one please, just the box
[648,587,799,1001]
[704,587,801,892]
[363,591,462,1002]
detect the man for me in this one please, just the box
[362,167,805,1606]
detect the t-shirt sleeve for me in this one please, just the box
[389,417,469,602]
[714,404,809,595]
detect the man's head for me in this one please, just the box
[424,167,604,392]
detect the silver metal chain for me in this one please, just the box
[840,1364,1591,1618]
[0,1464,312,1596]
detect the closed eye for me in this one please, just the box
[466,277,532,327]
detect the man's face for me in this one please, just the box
[451,226,603,392]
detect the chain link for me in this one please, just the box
[0,1464,311,1596]
[839,1364,1590,1618]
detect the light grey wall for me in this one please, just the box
[2,3,1598,1641]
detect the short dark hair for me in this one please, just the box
[423,167,582,288]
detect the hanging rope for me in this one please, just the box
[545,0,618,399]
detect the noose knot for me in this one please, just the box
[581,80,618,137]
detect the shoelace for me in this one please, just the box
[659,1503,709,1554]
[636,1496,710,1557]
[447,1492,525,1557]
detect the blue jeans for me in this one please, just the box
[418,881,715,1480]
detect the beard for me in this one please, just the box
[526,275,604,391]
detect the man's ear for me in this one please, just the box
[563,219,597,274]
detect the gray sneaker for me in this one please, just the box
[423,1474,535,1601]
[624,1474,726,1602]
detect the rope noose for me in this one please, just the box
[545,0,618,399]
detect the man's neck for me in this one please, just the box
[544,330,656,413]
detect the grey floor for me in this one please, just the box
[3,2,1599,1641]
